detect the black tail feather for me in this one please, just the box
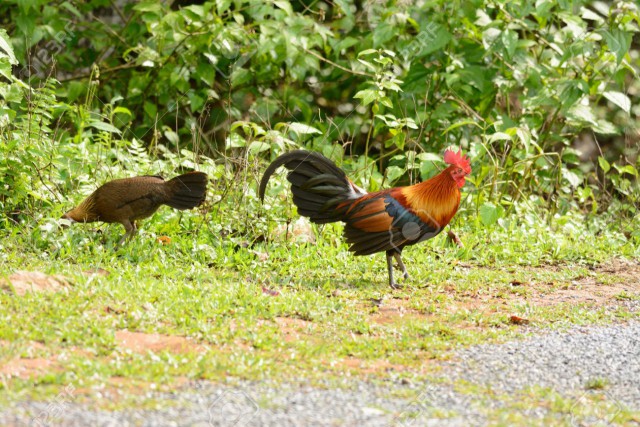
[259,150,365,224]
[165,172,208,210]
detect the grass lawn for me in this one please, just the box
[1,204,639,413]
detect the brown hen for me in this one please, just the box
[62,172,207,244]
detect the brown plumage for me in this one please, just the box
[62,172,208,245]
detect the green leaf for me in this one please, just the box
[416,24,451,56]
[358,49,378,57]
[188,92,205,112]
[0,29,18,65]
[133,1,163,13]
[501,30,518,58]
[60,1,83,18]
[373,22,395,47]
[354,89,377,106]
[386,132,405,149]
[562,169,582,188]
[598,156,610,173]
[562,150,580,165]
[226,133,246,148]
[593,120,618,135]
[603,91,631,113]
[488,132,512,143]
[581,7,603,23]
[443,119,482,134]
[516,127,532,152]
[482,28,502,48]
[248,140,271,154]
[281,122,322,135]
[78,85,99,104]
[0,82,23,103]
[0,57,11,80]
[113,106,132,117]
[601,29,632,64]
[164,129,180,145]
[566,103,597,126]
[380,96,393,109]
[559,12,586,38]
[231,68,252,87]
[385,166,405,183]
[475,10,492,26]
[416,153,442,163]
[613,164,638,177]
[479,202,503,226]
[87,120,121,134]
[274,1,293,16]
[216,0,232,13]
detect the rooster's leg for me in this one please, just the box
[393,252,409,280]
[386,250,402,289]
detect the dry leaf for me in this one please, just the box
[249,250,269,262]
[261,286,279,296]
[509,315,530,325]
[447,230,464,248]
[369,298,383,307]
[273,217,316,243]
[104,306,125,315]
[157,236,171,245]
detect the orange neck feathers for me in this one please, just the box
[400,166,461,229]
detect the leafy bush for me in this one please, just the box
[0,1,638,234]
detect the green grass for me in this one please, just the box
[0,205,639,409]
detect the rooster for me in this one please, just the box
[259,149,471,288]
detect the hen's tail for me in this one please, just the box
[166,172,208,209]
[259,150,365,224]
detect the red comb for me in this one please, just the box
[443,148,471,174]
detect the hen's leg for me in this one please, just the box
[117,220,136,247]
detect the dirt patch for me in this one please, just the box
[329,356,409,375]
[0,358,57,379]
[529,280,627,306]
[274,317,315,342]
[115,330,207,354]
[364,259,640,324]
[526,258,639,306]
[0,339,46,356]
[0,271,71,296]
[592,257,640,282]
[369,297,425,325]
[0,340,57,380]
[0,342,98,380]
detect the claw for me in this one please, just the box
[387,250,409,289]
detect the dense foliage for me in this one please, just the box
[0,0,639,240]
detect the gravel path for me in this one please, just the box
[2,322,639,426]
[444,321,640,407]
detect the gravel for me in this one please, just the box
[444,321,640,407]
[2,322,639,426]
[1,380,479,427]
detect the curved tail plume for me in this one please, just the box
[259,150,364,224]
